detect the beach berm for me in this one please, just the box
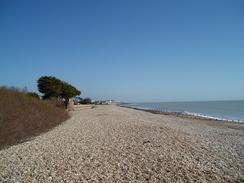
[0,105,243,182]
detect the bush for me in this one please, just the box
[0,86,69,150]
[82,97,92,104]
[27,92,40,99]
[45,97,66,109]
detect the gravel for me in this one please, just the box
[0,105,243,182]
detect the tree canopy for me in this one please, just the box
[37,76,81,100]
[82,98,92,104]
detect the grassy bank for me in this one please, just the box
[0,86,69,150]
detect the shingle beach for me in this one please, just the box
[0,105,243,182]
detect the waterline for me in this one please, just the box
[119,100,244,122]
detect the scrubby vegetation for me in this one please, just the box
[0,86,69,150]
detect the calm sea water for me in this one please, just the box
[120,100,244,122]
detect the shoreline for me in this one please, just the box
[119,105,244,130]
[118,101,244,123]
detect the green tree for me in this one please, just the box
[60,81,81,101]
[83,98,92,104]
[37,76,63,99]
[37,76,81,107]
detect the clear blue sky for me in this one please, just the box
[1,0,244,102]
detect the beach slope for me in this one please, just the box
[0,105,243,182]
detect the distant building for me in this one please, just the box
[95,100,120,105]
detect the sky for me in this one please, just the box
[1,0,244,102]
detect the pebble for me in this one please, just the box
[0,105,243,182]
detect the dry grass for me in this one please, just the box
[0,86,69,150]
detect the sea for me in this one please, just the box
[119,100,244,122]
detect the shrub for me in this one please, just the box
[0,86,69,150]
[27,92,40,99]
[45,97,66,109]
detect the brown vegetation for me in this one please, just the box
[0,86,69,150]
